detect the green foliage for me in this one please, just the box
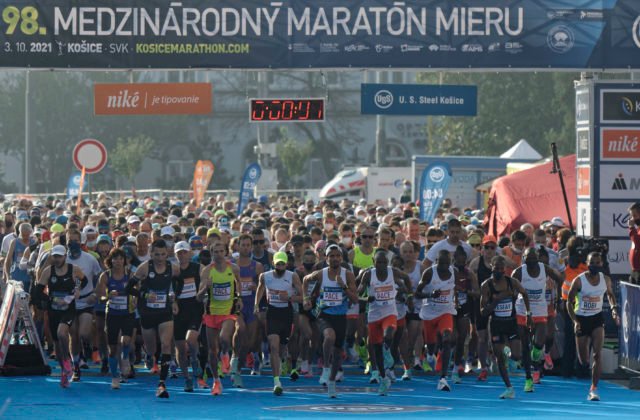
[110,135,155,188]
[275,128,314,180]
[416,72,579,156]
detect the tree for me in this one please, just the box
[110,135,155,189]
[275,128,314,188]
[416,72,580,156]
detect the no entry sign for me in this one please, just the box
[73,139,107,174]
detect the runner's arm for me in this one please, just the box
[566,276,582,323]
[344,270,358,304]
[291,273,303,303]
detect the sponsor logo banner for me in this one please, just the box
[601,89,640,122]
[598,201,635,237]
[599,164,640,199]
[419,161,452,223]
[192,160,215,207]
[577,166,590,197]
[619,282,640,373]
[600,128,640,160]
[94,83,212,115]
[577,128,590,160]
[361,84,476,116]
[237,162,262,215]
[1,1,640,70]
[607,239,632,275]
[577,200,592,237]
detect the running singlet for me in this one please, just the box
[106,271,133,315]
[239,260,257,297]
[455,266,471,307]
[139,261,173,315]
[574,272,606,317]
[368,267,398,323]
[516,263,547,317]
[317,267,349,316]
[48,263,76,312]
[352,246,374,272]
[264,270,295,308]
[488,278,516,320]
[420,266,457,320]
[207,263,236,315]
[177,262,201,301]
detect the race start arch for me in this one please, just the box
[0,0,639,71]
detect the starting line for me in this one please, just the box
[0,363,639,419]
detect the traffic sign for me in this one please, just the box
[72,139,107,174]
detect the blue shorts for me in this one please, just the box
[240,295,256,324]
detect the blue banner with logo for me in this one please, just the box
[619,281,640,373]
[237,163,262,215]
[1,1,640,70]
[362,84,477,116]
[66,171,82,200]
[419,161,452,223]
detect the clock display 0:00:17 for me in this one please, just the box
[250,99,325,122]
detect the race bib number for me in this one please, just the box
[180,278,197,299]
[212,282,231,301]
[146,291,167,309]
[458,291,467,306]
[322,287,343,307]
[374,285,394,306]
[268,289,289,304]
[494,299,513,317]
[109,295,128,311]
[432,289,451,305]
[580,296,601,313]
[51,291,70,311]
[527,289,544,303]
[240,279,254,297]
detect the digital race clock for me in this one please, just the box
[249,98,325,122]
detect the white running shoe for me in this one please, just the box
[437,377,451,391]
[319,367,330,386]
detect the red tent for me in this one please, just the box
[485,154,576,237]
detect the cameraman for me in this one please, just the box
[559,235,588,377]
[629,202,640,285]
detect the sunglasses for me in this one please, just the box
[484,245,496,250]
[471,244,482,248]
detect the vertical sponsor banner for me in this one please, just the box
[619,282,640,373]
[75,167,86,214]
[237,163,262,215]
[66,171,81,200]
[419,161,452,223]
[192,160,215,208]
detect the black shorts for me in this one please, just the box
[140,312,173,330]
[490,317,518,344]
[48,309,75,339]
[266,305,294,345]
[95,310,106,317]
[575,312,604,338]
[174,302,204,340]
[317,313,347,349]
[406,312,421,322]
[105,313,135,345]
[76,306,94,316]
[457,301,473,318]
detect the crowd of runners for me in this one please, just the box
[0,193,623,401]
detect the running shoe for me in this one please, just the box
[477,369,488,382]
[413,356,422,371]
[401,369,412,381]
[451,369,461,384]
[335,369,345,382]
[347,346,358,363]
[543,353,554,371]
[197,378,210,389]
[499,387,515,399]
[426,353,436,371]
[156,382,169,398]
[273,378,283,396]
[328,380,337,398]
[531,346,543,363]
[588,388,600,401]
[319,368,330,386]
[60,369,70,388]
[369,370,380,384]
[378,376,391,396]
[524,378,534,392]
[280,359,290,376]
[92,350,101,364]
[386,368,396,383]
[184,378,194,392]
[221,354,231,375]
[211,379,222,396]
[111,377,121,390]
[289,369,299,382]
[150,363,159,375]
[532,370,541,384]
[383,346,394,370]
[251,358,261,376]
[437,377,451,391]
[72,366,81,382]
[356,344,368,364]
[169,360,178,379]
[422,358,433,372]
[232,372,244,388]
[300,360,311,377]
[364,361,372,375]
[79,358,89,369]
[121,358,131,379]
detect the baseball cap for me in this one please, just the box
[325,244,342,256]
[97,234,112,245]
[304,215,316,224]
[273,251,288,265]
[207,227,221,237]
[127,215,140,224]
[50,223,65,234]
[167,215,179,225]
[550,216,565,227]
[314,239,327,252]
[82,225,98,235]
[214,209,227,217]
[467,234,482,245]
[174,241,191,253]
[55,215,68,225]
[188,235,204,250]
[55,203,65,210]
[482,234,498,245]
[51,245,66,256]
[160,226,175,237]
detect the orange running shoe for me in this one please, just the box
[92,350,101,364]
[197,378,210,389]
[211,379,223,396]
[150,363,159,375]
[477,369,488,381]
[221,354,230,375]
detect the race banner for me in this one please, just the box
[192,160,215,207]
[237,162,262,215]
[1,1,640,70]
[66,171,81,200]
[419,161,452,223]
[620,281,640,374]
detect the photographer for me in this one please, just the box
[629,202,640,285]
[559,235,588,378]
